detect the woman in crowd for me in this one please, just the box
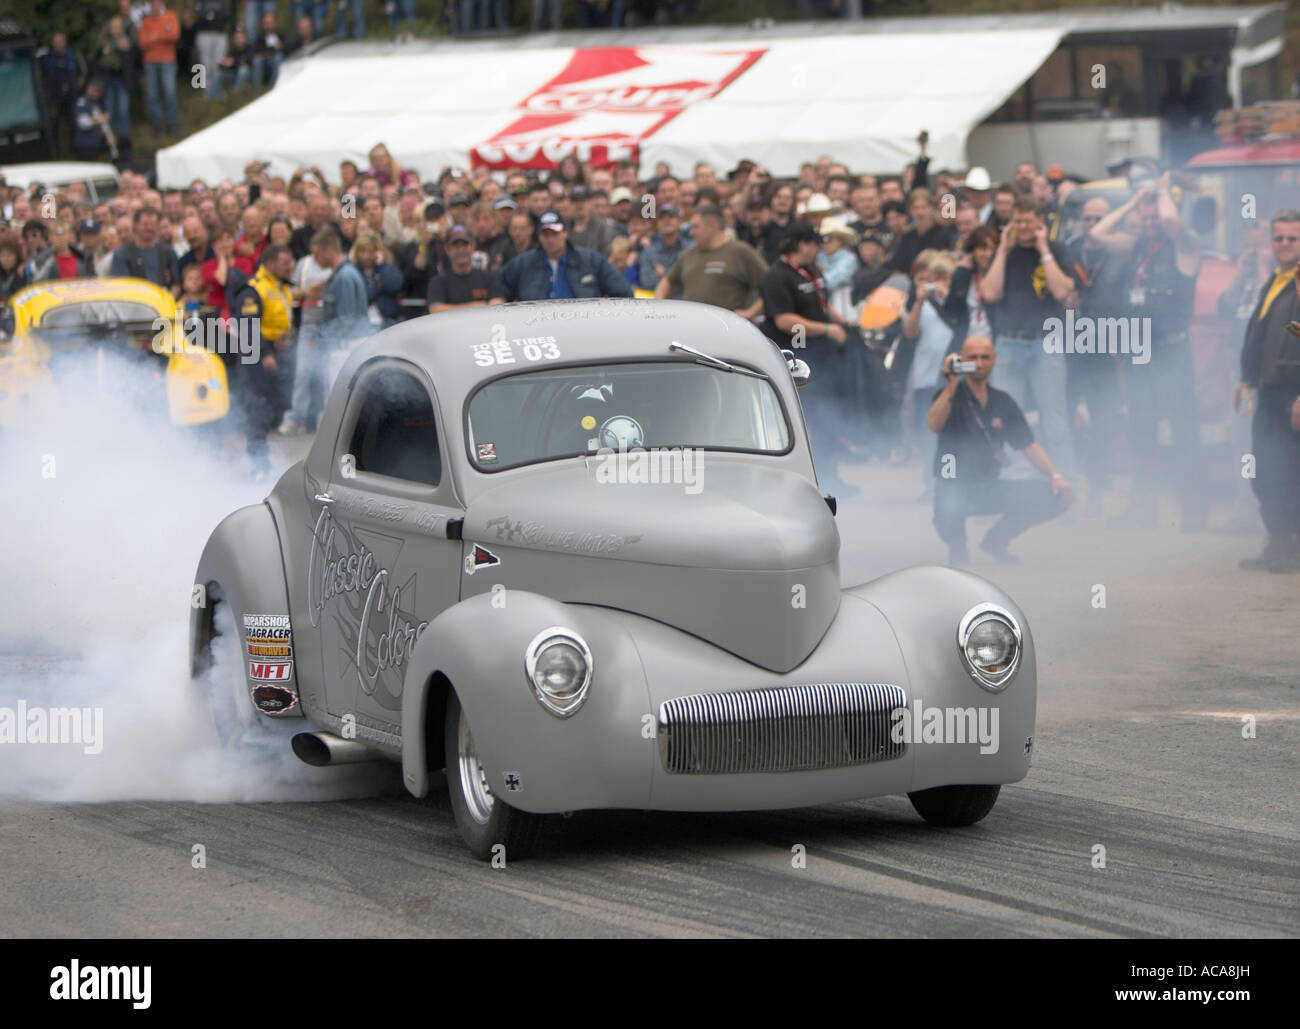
[353,232,404,328]
[366,143,418,191]
[266,215,294,250]
[556,154,585,187]
[0,239,27,304]
[941,225,996,351]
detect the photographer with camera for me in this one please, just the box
[928,336,1074,565]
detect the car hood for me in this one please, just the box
[461,459,841,673]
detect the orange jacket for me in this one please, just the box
[139,11,180,64]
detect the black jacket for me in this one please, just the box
[1241,273,1300,391]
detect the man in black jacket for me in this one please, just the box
[499,212,632,302]
[1235,210,1300,573]
[109,207,181,296]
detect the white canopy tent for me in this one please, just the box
[157,28,1065,187]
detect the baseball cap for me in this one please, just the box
[609,186,634,205]
[424,199,444,219]
[782,222,820,246]
[538,210,566,232]
[569,184,589,200]
[446,224,472,243]
[493,195,517,211]
[657,204,681,218]
[77,218,101,236]
[448,193,470,207]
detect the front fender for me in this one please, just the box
[400,591,652,808]
[847,565,1037,789]
[189,502,301,716]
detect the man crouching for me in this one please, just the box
[928,335,1074,564]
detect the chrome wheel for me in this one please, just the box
[457,710,494,824]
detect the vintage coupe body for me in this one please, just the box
[0,277,229,428]
[190,299,1036,859]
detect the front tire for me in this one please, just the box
[908,784,1000,827]
[444,689,543,861]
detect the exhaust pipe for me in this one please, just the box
[292,731,379,767]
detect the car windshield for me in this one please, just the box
[467,360,791,471]
[39,300,162,330]
[33,300,165,355]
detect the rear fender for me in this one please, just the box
[190,503,302,718]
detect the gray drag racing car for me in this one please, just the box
[190,299,1036,860]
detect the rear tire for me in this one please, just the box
[908,784,1001,827]
[444,689,543,861]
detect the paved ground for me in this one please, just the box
[0,432,1296,938]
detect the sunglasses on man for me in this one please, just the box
[1272,234,1300,244]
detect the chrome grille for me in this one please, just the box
[657,682,906,775]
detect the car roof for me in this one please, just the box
[340,299,794,401]
[12,277,175,315]
[313,299,812,501]
[0,161,121,187]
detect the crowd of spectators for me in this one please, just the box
[1,134,1295,568]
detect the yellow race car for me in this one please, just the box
[0,277,229,428]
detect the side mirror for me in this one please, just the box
[781,348,810,391]
[1190,196,1217,238]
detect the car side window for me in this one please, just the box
[346,367,441,487]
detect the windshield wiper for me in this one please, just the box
[668,340,765,379]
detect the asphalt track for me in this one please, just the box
[1,449,1296,938]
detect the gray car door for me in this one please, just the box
[312,358,464,737]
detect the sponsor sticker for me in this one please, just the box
[251,683,299,715]
[464,544,501,575]
[243,614,298,712]
[477,442,498,463]
[249,661,292,681]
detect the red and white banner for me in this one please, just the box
[471,46,766,171]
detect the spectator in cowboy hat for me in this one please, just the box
[816,217,860,300]
[799,192,835,231]
[964,166,993,223]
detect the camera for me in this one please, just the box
[949,356,977,375]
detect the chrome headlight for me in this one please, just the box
[956,604,1022,691]
[524,627,593,718]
